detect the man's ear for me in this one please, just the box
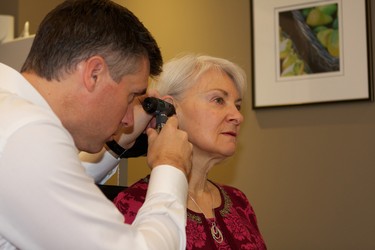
[83,56,106,92]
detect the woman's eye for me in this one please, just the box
[214,97,225,105]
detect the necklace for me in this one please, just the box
[188,189,224,244]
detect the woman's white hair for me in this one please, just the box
[149,54,247,100]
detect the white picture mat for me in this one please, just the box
[252,0,371,108]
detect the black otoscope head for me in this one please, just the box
[142,97,176,132]
[142,97,176,116]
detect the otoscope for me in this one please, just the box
[142,97,176,132]
[105,97,176,159]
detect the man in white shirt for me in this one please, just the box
[0,0,192,249]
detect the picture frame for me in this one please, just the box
[251,0,373,109]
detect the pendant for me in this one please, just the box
[210,222,223,243]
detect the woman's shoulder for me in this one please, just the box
[219,183,243,193]
[129,175,151,189]
[113,175,150,223]
[214,182,254,210]
[113,175,150,206]
[218,183,247,200]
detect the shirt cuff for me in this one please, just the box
[147,165,188,205]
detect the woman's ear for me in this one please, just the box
[161,95,180,117]
[161,95,175,106]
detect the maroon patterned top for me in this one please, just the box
[114,176,267,250]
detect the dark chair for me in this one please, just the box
[97,184,127,201]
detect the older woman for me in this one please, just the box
[114,54,266,249]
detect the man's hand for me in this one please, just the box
[146,116,192,176]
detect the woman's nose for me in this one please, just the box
[228,105,244,125]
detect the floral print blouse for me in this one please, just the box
[114,176,267,250]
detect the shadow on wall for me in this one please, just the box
[253,100,375,129]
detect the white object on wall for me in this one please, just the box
[0,15,34,72]
[0,15,14,43]
[0,35,34,72]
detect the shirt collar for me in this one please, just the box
[0,62,51,110]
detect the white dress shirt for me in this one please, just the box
[80,148,121,184]
[0,63,187,250]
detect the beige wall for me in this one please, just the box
[119,1,375,249]
[4,0,375,249]
[0,0,62,36]
[17,0,63,35]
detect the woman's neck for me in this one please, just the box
[187,150,223,213]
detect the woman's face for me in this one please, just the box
[176,69,244,160]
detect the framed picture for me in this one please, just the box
[251,0,373,109]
